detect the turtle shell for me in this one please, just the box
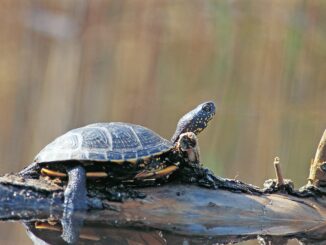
[35,122,173,164]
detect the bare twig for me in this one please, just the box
[273,157,284,186]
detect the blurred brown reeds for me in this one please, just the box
[0,1,325,244]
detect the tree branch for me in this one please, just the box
[308,129,326,189]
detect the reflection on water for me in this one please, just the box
[21,220,295,245]
[0,222,33,245]
[0,217,319,245]
[26,221,171,245]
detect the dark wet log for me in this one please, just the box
[0,173,325,242]
[0,174,63,220]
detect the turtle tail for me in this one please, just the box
[18,162,41,179]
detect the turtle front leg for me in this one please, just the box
[175,132,217,187]
[64,165,88,210]
[177,132,201,166]
[61,165,87,244]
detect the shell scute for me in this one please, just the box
[133,125,162,148]
[148,148,161,154]
[81,128,109,149]
[88,152,107,160]
[47,134,79,150]
[123,152,137,160]
[108,124,141,151]
[137,149,150,158]
[107,151,123,161]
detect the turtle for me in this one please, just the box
[20,101,216,210]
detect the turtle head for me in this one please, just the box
[171,101,216,143]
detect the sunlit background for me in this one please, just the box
[0,1,325,244]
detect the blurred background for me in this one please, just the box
[0,0,325,244]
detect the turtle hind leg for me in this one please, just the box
[64,165,87,210]
[134,165,178,180]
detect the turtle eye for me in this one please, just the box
[202,104,212,113]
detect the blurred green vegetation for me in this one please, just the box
[0,1,325,244]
